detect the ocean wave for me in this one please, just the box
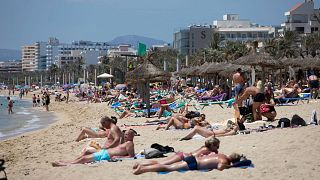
[15,111,32,115]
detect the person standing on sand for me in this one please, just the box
[52,129,135,166]
[66,89,69,103]
[233,68,246,103]
[43,92,50,111]
[7,97,13,114]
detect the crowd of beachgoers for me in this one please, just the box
[0,68,319,179]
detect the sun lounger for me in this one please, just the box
[274,95,310,106]
[190,98,234,110]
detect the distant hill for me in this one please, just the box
[0,49,21,61]
[108,35,167,48]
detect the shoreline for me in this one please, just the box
[0,91,61,141]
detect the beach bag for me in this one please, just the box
[151,143,175,154]
[185,111,200,119]
[291,114,306,126]
[144,148,165,159]
[259,104,270,113]
[239,105,252,116]
[277,118,291,128]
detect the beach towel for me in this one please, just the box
[157,160,254,174]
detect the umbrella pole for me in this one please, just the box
[144,80,150,118]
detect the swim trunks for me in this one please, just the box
[253,93,265,102]
[235,84,244,96]
[310,80,319,89]
[184,155,198,170]
[93,149,111,161]
[91,127,100,132]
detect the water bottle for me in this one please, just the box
[281,122,284,128]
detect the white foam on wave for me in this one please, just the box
[16,111,32,115]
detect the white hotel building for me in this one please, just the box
[281,0,320,34]
[213,14,276,42]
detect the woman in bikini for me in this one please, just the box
[133,137,220,169]
[75,116,117,142]
[179,117,246,140]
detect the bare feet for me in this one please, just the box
[132,162,140,169]
[51,161,66,167]
[133,164,143,175]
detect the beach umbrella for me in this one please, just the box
[126,57,171,117]
[232,52,283,86]
[125,59,171,81]
[115,84,127,90]
[97,73,113,78]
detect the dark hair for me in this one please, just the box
[111,116,118,124]
[236,68,242,72]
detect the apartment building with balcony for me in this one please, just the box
[0,60,22,72]
[281,0,320,34]
[47,40,109,68]
[213,14,275,42]
[173,14,275,56]
[21,45,37,71]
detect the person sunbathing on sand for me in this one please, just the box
[133,152,244,175]
[133,137,220,169]
[75,116,118,142]
[157,113,210,130]
[180,118,246,140]
[52,129,135,167]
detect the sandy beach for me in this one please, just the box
[1,92,320,180]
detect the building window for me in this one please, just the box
[242,34,247,38]
[248,32,252,38]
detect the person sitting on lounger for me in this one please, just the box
[157,93,176,119]
[277,84,301,99]
[52,129,135,167]
[179,117,246,140]
[133,152,245,174]
[133,137,220,169]
[75,116,118,142]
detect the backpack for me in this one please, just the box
[150,143,175,154]
[144,148,165,159]
[277,118,291,128]
[291,114,306,126]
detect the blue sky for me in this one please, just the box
[0,0,317,49]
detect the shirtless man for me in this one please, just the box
[233,68,246,103]
[52,129,135,167]
[133,152,244,174]
[133,137,220,168]
[309,73,319,99]
[235,86,265,121]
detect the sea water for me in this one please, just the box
[0,95,56,141]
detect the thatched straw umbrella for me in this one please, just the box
[126,58,171,117]
[301,55,320,69]
[232,52,283,86]
[178,67,192,77]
